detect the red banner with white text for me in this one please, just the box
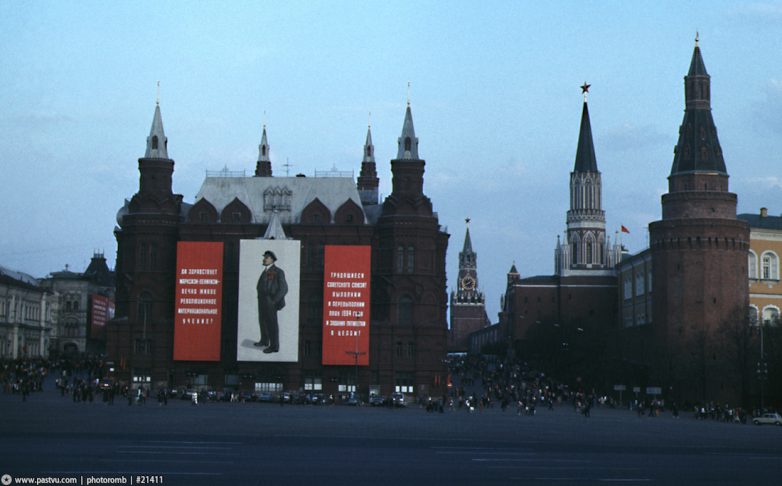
[322,245,371,366]
[89,294,114,341]
[173,241,224,361]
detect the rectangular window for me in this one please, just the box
[303,375,322,391]
[635,272,644,296]
[254,382,283,393]
[132,368,152,383]
[395,372,414,393]
[134,338,152,355]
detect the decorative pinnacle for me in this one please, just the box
[581,82,591,102]
[695,31,699,46]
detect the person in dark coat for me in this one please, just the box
[254,250,288,353]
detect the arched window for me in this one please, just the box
[586,241,593,264]
[406,246,415,273]
[396,246,405,273]
[749,251,758,279]
[571,234,580,265]
[749,306,759,326]
[762,252,779,280]
[585,179,592,208]
[623,275,632,299]
[762,306,779,326]
[138,292,153,327]
[151,135,158,150]
[404,137,411,151]
[398,295,413,326]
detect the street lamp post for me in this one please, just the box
[345,349,366,398]
[758,322,768,411]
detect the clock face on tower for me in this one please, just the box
[460,275,476,291]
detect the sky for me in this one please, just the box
[2,1,782,321]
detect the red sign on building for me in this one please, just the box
[322,245,371,366]
[89,294,114,341]
[173,242,224,361]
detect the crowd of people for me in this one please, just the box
[0,357,49,401]
[446,354,593,416]
[2,354,776,424]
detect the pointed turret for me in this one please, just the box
[462,226,474,255]
[563,84,608,273]
[383,102,431,215]
[145,103,168,159]
[396,104,419,160]
[670,38,726,175]
[357,124,379,205]
[507,263,520,285]
[255,125,273,177]
[458,220,477,273]
[262,209,287,239]
[574,100,598,173]
[363,126,375,163]
[133,102,176,209]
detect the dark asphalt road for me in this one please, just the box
[1,384,781,485]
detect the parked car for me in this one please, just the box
[753,412,782,426]
[343,392,360,406]
[391,392,406,407]
[368,394,386,407]
[305,392,327,405]
[238,391,257,402]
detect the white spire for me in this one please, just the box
[144,103,168,159]
[396,104,419,160]
[363,124,375,163]
[258,125,270,162]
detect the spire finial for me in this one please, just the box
[368,111,372,129]
[407,81,411,107]
[581,82,591,102]
[465,217,471,227]
[156,81,160,105]
[695,31,699,46]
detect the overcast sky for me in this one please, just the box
[2,1,782,320]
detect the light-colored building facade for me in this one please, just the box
[739,208,782,326]
[0,265,58,359]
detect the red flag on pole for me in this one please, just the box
[621,225,630,234]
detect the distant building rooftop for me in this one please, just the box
[738,209,782,231]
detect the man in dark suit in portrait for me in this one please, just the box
[254,250,288,353]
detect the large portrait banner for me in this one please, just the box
[173,241,224,361]
[322,245,371,366]
[237,239,300,362]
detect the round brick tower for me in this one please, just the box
[648,39,750,403]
